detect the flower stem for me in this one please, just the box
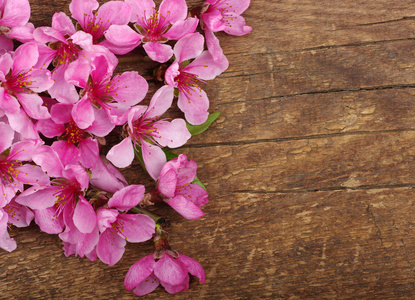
[130,206,164,224]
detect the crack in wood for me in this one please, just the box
[366,204,385,248]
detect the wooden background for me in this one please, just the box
[2,0,415,298]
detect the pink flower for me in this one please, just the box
[96,185,156,266]
[200,0,252,61]
[0,122,49,207]
[69,0,131,44]
[106,85,191,179]
[0,42,54,121]
[33,12,117,103]
[65,54,148,129]
[164,32,228,125]
[124,252,205,296]
[104,0,198,61]
[156,154,208,220]
[0,0,34,51]
[16,146,96,235]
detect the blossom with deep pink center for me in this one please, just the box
[0,42,53,123]
[124,252,205,296]
[96,185,155,266]
[33,12,118,104]
[164,32,228,125]
[15,145,96,235]
[69,0,131,44]
[65,53,148,129]
[36,102,112,169]
[199,0,252,61]
[0,0,34,51]
[104,0,198,62]
[0,122,49,208]
[106,85,191,180]
[156,154,208,220]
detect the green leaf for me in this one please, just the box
[192,176,207,190]
[186,112,220,136]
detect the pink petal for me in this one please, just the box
[16,93,50,120]
[201,9,225,32]
[51,12,76,36]
[177,87,209,125]
[124,254,156,290]
[215,0,251,15]
[126,0,155,23]
[64,57,92,89]
[117,214,155,242]
[48,67,79,104]
[165,195,205,220]
[5,199,34,228]
[132,275,160,296]
[79,138,99,169]
[164,17,198,40]
[174,155,197,186]
[32,145,63,178]
[111,71,148,106]
[90,156,127,194]
[204,27,224,62]
[97,1,131,28]
[72,96,95,129]
[7,22,35,43]
[183,183,208,207]
[5,108,39,140]
[159,0,187,24]
[96,208,118,233]
[86,108,115,137]
[51,141,80,166]
[141,139,166,180]
[108,184,145,211]
[145,85,174,119]
[0,52,13,76]
[157,168,177,198]
[154,253,187,286]
[34,207,65,234]
[62,164,89,190]
[50,103,72,123]
[223,14,252,36]
[0,35,13,51]
[103,24,141,55]
[177,254,205,283]
[36,118,65,138]
[173,32,204,62]
[15,164,50,186]
[184,50,228,80]
[143,42,173,63]
[164,62,179,87]
[0,88,20,114]
[0,122,14,153]
[0,0,30,27]
[106,137,134,168]
[69,0,99,28]
[15,187,58,210]
[152,118,190,148]
[160,274,189,294]
[96,229,126,266]
[0,210,16,252]
[27,69,54,93]
[73,195,97,234]
[13,42,38,72]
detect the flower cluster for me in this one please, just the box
[0,0,250,296]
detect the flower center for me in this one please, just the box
[129,116,163,146]
[83,13,106,43]
[139,10,170,43]
[62,121,86,145]
[51,178,82,217]
[50,39,81,67]
[0,159,22,185]
[1,70,35,96]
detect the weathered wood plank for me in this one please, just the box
[2,188,415,299]
[188,88,415,145]
[180,131,415,194]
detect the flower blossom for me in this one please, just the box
[104,0,198,62]
[69,0,131,44]
[0,42,54,125]
[95,185,156,266]
[65,53,148,129]
[0,0,34,51]
[106,85,190,179]
[155,154,208,219]
[16,146,96,235]
[164,32,228,125]
[124,251,205,296]
[199,0,252,61]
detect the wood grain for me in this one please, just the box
[2,0,415,299]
